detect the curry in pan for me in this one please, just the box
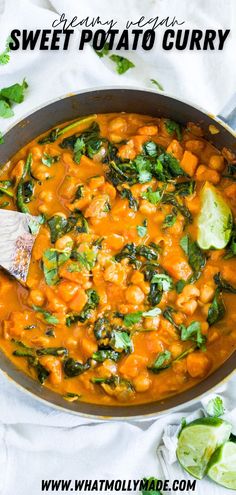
[0,113,235,405]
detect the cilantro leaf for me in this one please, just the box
[142,187,163,205]
[0,99,14,118]
[41,153,60,167]
[109,54,135,74]
[151,273,174,292]
[0,36,12,66]
[43,246,72,285]
[150,77,164,91]
[148,350,172,373]
[0,78,28,104]
[137,219,147,238]
[95,42,110,58]
[165,119,182,140]
[180,321,206,348]
[142,477,162,495]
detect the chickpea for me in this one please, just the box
[133,372,151,392]
[109,133,124,143]
[65,337,78,349]
[104,264,126,285]
[186,352,211,378]
[144,316,160,330]
[39,190,53,202]
[179,299,198,315]
[139,200,157,215]
[29,289,45,307]
[108,117,127,133]
[41,356,62,385]
[209,154,225,171]
[185,140,205,153]
[31,146,43,160]
[32,164,51,181]
[137,125,158,136]
[55,235,73,251]
[38,204,50,214]
[125,285,145,304]
[200,284,215,304]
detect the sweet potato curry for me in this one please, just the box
[0,113,236,406]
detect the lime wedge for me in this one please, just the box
[176,417,232,479]
[197,182,232,250]
[207,441,236,489]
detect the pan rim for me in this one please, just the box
[0,87,235,420]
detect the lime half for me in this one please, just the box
[207,441,236,490]
[197,182,232,250]
[176,417,232,479]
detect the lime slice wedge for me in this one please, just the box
[197,182,232,250]
[176,417,232,480]
[207,441,236,490]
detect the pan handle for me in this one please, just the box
[218,93,236,130]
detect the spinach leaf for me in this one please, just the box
[155,152,186,179]
[38,115,96,144]
[37,347,68,357]
[120,187,138,211]
[28,356,50,384]
[222,159,236,181]
[64,357,90,377]
[42,246,72,285]
[207,288,225,325]
[60,122,102,163]
[47,211,88,243]
[32,306,59,325]
[180,234,206,279]
[137,219,148,238]
[16,153,32,213]
[148,350,172,372]
[123,307,161,328]
[109,54,135,74]
[12,341,50,383]
[162,208,177,228]
[0,179,14,198]
[165,119,182,140]
[66,289,99,326]
[214,272,236,293]
[91,375,134,396]
[162,193,192,225]
[70,248,97,271]
[41,153,60,167]
[148,273,173,307]
[92,350,120,362]
[175,181,195,197]
[163,307,206,348]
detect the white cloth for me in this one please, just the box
[0,0,236,494]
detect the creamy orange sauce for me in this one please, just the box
[0,113,235,406]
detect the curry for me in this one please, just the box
[0,112,235,406]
